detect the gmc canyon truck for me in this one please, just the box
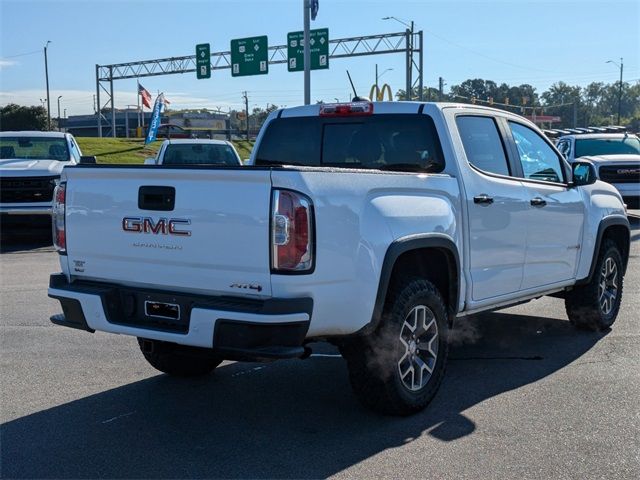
[49,102,630,415]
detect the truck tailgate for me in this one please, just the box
[63,167,273,297]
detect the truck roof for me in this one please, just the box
[0,131,68,138]
[278,101,516,118]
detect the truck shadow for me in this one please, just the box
[1,311,607,479]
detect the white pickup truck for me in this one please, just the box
[0,131,83,230]
[48,102,630,415]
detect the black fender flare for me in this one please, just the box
[359,234,461,336]
[577,215,630,285]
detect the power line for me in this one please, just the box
[0,49,41,59]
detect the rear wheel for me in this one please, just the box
[342,278,449,416]
[137,338,222,377]
[565,239,624,331]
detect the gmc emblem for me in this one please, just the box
[122,217,191,236]
[617,168,640,175]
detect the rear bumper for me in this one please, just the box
[48,274,312,360]
[0,205,52,215]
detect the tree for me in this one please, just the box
[0,104,48,131]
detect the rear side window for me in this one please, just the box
[255,114,444,172]
[456,116,510,176]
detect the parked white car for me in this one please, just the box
[49,102,630,415]
[145,139,243,166]
[0,131,82,229]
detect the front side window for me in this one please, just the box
[456,116,510,176]
[68,139,81,162]
[0,136,70,161]
[509,122,565,183]
[556,140,570,158]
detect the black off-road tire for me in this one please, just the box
[342,278,449,416]
[137,338,222,377]
[565,239,624,331]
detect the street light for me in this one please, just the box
[57,95,62,131]
[376,64,393,88]
[606,58,623,125]
[44,41,51,130]
[383,16,414,100]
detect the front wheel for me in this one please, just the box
[137,338,222,377]
[342,278,449,416]
[565,239,624,331]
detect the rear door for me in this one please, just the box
[455,115,529,301]
[64,166,273,297]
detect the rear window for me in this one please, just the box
[162,143,239,165]
[575,136,640,157]
[0,136,69,161]
[255,114,444,172]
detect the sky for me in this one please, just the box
[0,0,638,117]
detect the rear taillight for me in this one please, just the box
[52,182,66,253]
[271,189,314,272]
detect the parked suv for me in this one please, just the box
[555,132,640,207]
[0,131,82,231]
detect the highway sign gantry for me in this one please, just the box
[287,28,329,72]
[195,43,210,79]
[230,36,269,77]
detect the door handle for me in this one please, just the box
[530,197,547,207]
[473,194,494,205]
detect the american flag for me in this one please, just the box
[138,83,152,108]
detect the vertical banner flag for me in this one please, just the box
[138,83,152,108]
[145,93,166,144]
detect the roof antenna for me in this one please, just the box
[346,70,370,102]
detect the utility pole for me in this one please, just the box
[243,91,249,141]
[44,41,51,130]
[438,77,444,101]
[607,58,624,125]
[57,95,62,131]
[93,94,97,114]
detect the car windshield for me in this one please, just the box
[575,136,640,157]
[255,114,445,172]
[0,137,69,161]
[162,143,239,165]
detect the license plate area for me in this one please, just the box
[145,301,180,320]
[102,288,192,333]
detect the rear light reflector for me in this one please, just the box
[271,189,314,272]
[319,101,373,117]
[52,182,66,253]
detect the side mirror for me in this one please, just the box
[144,158,156,165]
[571,161,597,187]
[79,155,97,164]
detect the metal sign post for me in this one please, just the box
[303,0,311,105]
[95,30,422,136]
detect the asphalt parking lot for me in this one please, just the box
[1,217,639,479]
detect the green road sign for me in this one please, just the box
[196,43,210,79]
[230,36,268,77]
[287,28,329,72]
